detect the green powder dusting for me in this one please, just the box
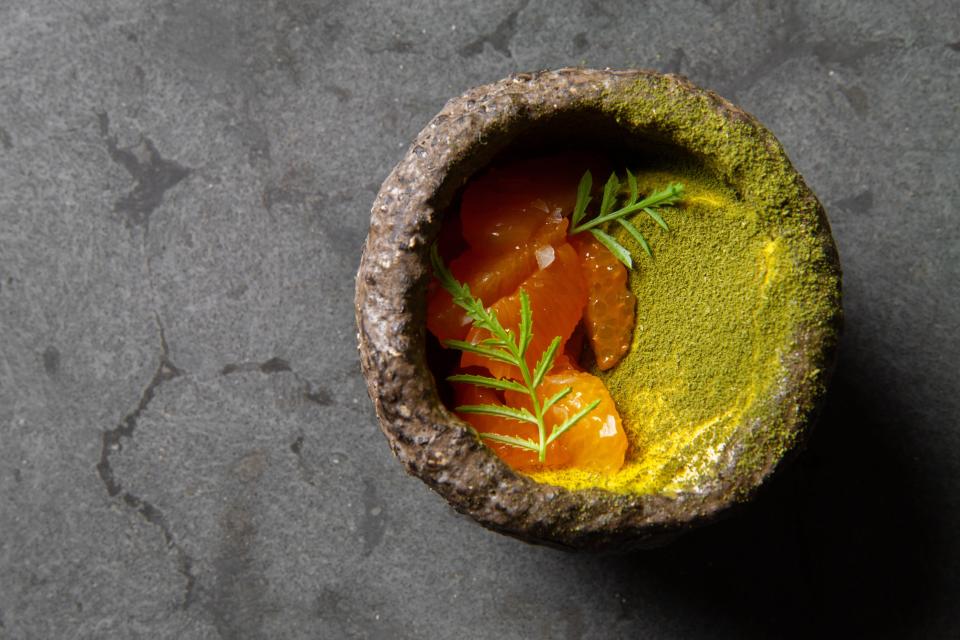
[528,160,836,495]
[598,74,812,220]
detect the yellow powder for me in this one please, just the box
[528,163,808,495]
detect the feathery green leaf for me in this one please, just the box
[590,228,633,268]
[532,336,563,389]
[617,218,652,257]
[626,169,639,206]
[476,432,540,452]
[441,339,515,365]
[571,171,592,228]
[644,206,669,231]
[456,403,538,425]
[567,171,684,267]
[542,386,572,413]
[446,374,527,394]
[518,290,532,355]
[600,172,621,217]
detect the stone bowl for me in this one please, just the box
[354,68,841,550]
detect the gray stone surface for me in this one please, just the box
[0,0,957,638]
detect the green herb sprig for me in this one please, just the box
[570,170,684,268]
[430,245,599,462]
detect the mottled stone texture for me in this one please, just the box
[1,1,958,638]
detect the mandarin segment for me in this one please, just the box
[571,233,637,370]
[426,215,569,342]
[505,370,627,473]
[460,242,587,380]
[460,152,610,255]
[452,372,571,471]
[460,186,549,256]
[428,153,637,476]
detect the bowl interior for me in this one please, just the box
[427,106,805,498]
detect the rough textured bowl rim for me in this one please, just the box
[355,68,841,550]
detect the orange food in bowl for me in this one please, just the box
[570,233,636,370]
[459,152,609,254]
[426,216,567,343]
[460,242,586,380]
[506,370,626,473]
[452,368,626,473]
[429,153,635,474]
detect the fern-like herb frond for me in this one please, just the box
[569,169,684,267]
[430,246,596,461]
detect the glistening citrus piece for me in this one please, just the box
[460,242,587,380]
[460,152,610,255]
[570,233,637,370]
[504,369,627,473]
[451,372,571,471]
[426,216,568,342]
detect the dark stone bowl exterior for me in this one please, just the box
[355,68,841,550]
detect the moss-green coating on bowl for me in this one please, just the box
[528,162,838,498]
[355,68,841,550]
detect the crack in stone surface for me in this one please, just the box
[97,111,192,229]
[458,0,529,58]
[220,357,331,405]
[220,357,292,376]
[95,316,197,608]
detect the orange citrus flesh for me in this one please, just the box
[426,216,567,343]
[503,370,627,473]
[429,152,631,474]
[459,152,610,256]
[460,242,587,380]
[452,372,572,471]
[570,233,637,370]
[452,369,626,473]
